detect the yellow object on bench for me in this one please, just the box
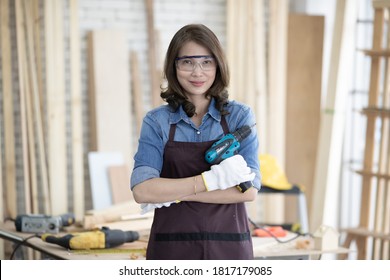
[259,154,292,190]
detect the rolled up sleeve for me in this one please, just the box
[130,165,160,190]
[130,112,166,190]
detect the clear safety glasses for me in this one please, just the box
[175,55,216,72]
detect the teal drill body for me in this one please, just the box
[205,125,254,192]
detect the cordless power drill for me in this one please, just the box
[41,227,139,250]
[205,124,255,193]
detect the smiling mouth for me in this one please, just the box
[190,81,205,87]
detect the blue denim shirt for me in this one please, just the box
[130,98,261,190]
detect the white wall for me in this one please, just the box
[78,0,226,111]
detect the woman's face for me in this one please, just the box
[176,41,216,98]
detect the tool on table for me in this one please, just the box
[15,213,75,234]
[205,124,255,193]
[41,227,139,250]
[253,226,287,238]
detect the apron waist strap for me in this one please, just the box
[155,231,251,242]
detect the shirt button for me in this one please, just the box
[196,131,201,135]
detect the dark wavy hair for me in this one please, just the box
[160,24,230,117]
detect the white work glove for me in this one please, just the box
[140,201,178,215]
[201,154,255,192]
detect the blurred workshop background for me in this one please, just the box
[1,0,389,260]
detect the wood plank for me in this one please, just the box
[245,0,255,107]
[374,9,390,258]
[21,0,39,213]
[130,51,145,135]
[83,199,144,230]
[0,127,3,259]
[361,107,390,117]
[359,8,384,234]
[360,49,390,56]
[226,0,237,100]
[31,6,49,250]
[382,136,390,259]
[252,0,268,154]
[267,0,288,168]
[87,30,133,166]
[24,53,39,214]
[85,200,140,217]
[373,0,390,8]
[355,170,390,180]
[373,13,390,256]
[15,0,32,216]
[286,14,324,225]
[310,0,357,232]
[342,227,390,240]
[0,99,3,259]
[382,49,390,257]
[16,8,38,260]
[32,0,44,121]
[265,0,288,224]
[69,0,84,222]
[235,0,246,103]
[145,0,160,108]
[88,152,125,210]
[24,0,50,214]
[1,0,18,219]
[226,0,247,102]
[45,0,67,215]
[108,165,134,204]
[0,1,4,258]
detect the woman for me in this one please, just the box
[131,24,261,260]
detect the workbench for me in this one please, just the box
[0,222,147,260]
[0,220,351,260]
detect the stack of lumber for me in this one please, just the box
[0,0,164,231]
[0,0,84,221]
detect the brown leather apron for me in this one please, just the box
[146,117,253,260]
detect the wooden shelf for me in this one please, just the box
[355,170,390,180]
[341,227,390,240]
[360,107,390,117]
[358,48,390,57]
[373,0,390,9]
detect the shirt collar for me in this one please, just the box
[169,98,222,124]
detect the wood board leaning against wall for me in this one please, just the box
[285,13,324,228]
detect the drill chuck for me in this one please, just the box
[232,125,252,142]
[103,227,140,248]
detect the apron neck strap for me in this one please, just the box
[168,115,229,141]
